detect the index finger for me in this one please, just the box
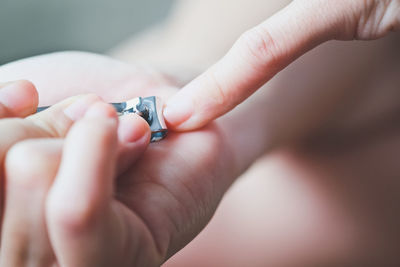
[162,0,380,130]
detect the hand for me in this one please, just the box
[163,0,400,130]
[0,52,242,266]
[1,102,152,266]
[0,91,150,175]
[0,82,140,240]
[0,81,151,186]
[0,66,153,266]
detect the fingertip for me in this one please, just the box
[0,80,39,117]
[118,113,151,144]
[163,93,194,130]
[117,114,151,173]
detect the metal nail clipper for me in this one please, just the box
[37,96,168,142]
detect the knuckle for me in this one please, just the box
[354,0,400,38]
[5,140,57,187]
[31,94,103,138]
[238,26,280,70]
[6,141,42,178]
[205,71,229,106]
[47,193,99,233]
[29,110,71,138]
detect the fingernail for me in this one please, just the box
[64,95,101,121]
[118,114,150,143]
[84,102,117,120]
[163,95,193,127]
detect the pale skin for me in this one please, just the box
[0,0,399,266]
[0,53,255,266]
[162,0,400,130]
[0,79,155,266]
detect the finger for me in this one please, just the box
[0,139,62,267]
[0,80,38,118]
[46,102,120,266]
[162,0,362,130]
[0,95,103,239]
[117,113,151,173]
[0,94,103,165]
[28,93,103,137]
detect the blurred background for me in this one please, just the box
[0,0,173,65]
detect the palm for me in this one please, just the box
[0,52,237,265]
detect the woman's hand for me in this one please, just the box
[1,103,151,266]
[0,52,244,266]
[0,63,154,266]
[163,0,400,130]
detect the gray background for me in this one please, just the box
[0,0,173,64]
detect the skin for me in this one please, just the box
[2,103,151,267]
[163,0,400,131]
[0,80,38,118]
[0,0,398,266]
[0,52,257,266]
[113,0,400,265]
[0,80,38,238]
[1,40,399,267]
[0,66,154,266]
